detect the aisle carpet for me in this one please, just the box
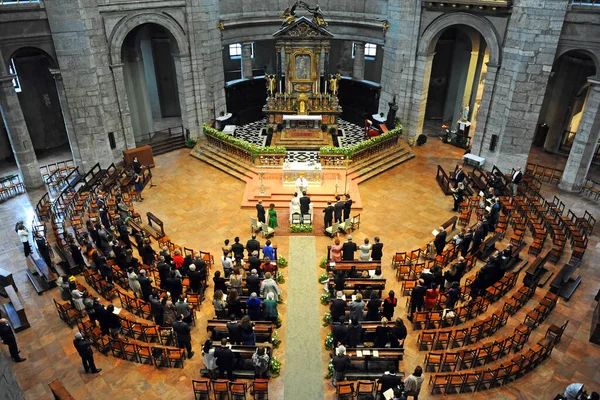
[283,236,324,399]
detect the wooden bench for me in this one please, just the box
[436,165,453,196]
[26,255,58,294]
[143,212,165,239]
[81,163,107,191]
[200,344,273,379]
[334,348,404,380]
[342,278,386,296]
[206,319,275,342]
[49,379,75,400]
[0,267,17,295]
[328,261,381,272]
[479,232,502,260]
[549,259,582,301]
[523,251,549,288]
[1,286,30,332]
[468,167,490,192]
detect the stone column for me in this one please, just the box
[241,42,253,80]
[110,64,136,149]
[50,69,82,167]
[0,52,42,188]
[352,41,365,81]
[470,63,499,152]
[559,79,600,192]
[406,52,434,139]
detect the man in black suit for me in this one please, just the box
[300,191,311,216]
[451,165,465,187]
[187,265,203,294]
[231,237,244,261]
[343,194,353,221]
[246,269,261,295]
[0,319,26,362]
[227,315,243,344]
[248,251,262,276]
[334,196,344,223]
[342,236,357,261]
[371,237,383,261]
[408,280,427,320]
[461,228,473,257]
[215,338,235,380]
[455,257,467,279]
[172,314,194,359]
[330,291,347,322]
[511,167,522,194]
[157,257,170,289]
[245,234,260,256]
[323,201,334,229]
[138,269,153,301]
[472,223,485,255]
[256,200,266,224]
[332,316,349,346]
[73,332,100,373]
[434,226,447,256]
[378,367,403,395]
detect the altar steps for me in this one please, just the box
[241,192,348,210]
[190,143,256,182]
[348,141,415,184]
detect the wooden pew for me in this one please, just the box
[523,251,549,288]
[26,255,58,294]
[549,259,582,301]
[0,267,17,295]
[1,286,30,332]
[206,319,275,342]
[200,344,273,379]
[436,165,453,195]
[333,348,404,380]
[49,379,76,400]
[143,212,165,239]
[328,261,381,272]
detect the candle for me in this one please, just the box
[325,80,328,93]
[279,80,282,93]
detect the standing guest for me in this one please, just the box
[172,314,194,359]
[366,292,382,321]
[330,291,347,322]
[419,267,435,287]
[433,227,447,257]
[262,240,275,260]
[231,237,245,261]
[446,282,461,309]
[73,332,101,373]
[0,319,26,362]
[229,267,243,293]
[213,271,228,294]
[127,267,142,298]
[98,207,110,230]
[69,239,86,272]
[175,296,192,324]
[452,182,465,212]
[378,367,403,397]
[334,270,346,293]
[382,290,398,320]
[260,272,281,301]
[374,317,391,348]
[227,315,243,344]
[221,251,233,278]
[165,270,183,300]
[511,167,522,194]
[452,165,465,186]
[404,366,424,400]
[102,305,121,337]
[323,201,334,229]
[371,237,383,261]
[431,265,445,291]
[149,291,163,325]
[181,252,193,276]
[263,292,279,324]
[331,238,343,262]
[461,228,473,257]
[390,318,407,348]
[246,292,262,320]
[133,172,144,201]
[332,316,349,346]
[247,269,261,295]
[332,345,351,387]
[424,283,439,310]
[35,232,53,268]
[71,286,86,312]
[214,338,235,380]
[213,290,227,319]
[16,223,30,257]
[454,257,467,279]
[240,315,256,345]
[443,264,461,289]
[348,293,365,322]
[162,299,177,326]
[268,203,278,230]
[334,196,344,223]
[248,252,262,275]
[172,249,184,269]
[262,257,277,276]
[347,317,362,347]
[342,235,358,261]
[138,272,153,304]
[187,265,202,294]
[132,156,143,174]
[343,194,353,221]
[202,340,218,379]
[246,234,261,256]
[157,257,170,288]
[358,238,372,261]
[227,289,243,319]
[222,239,232,256]
[290,192,301,219]
[300,191,311,215]
[471,223,485,255]
[252,347,270,378]
[256,200,266,224]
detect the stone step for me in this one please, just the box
[349,148,415,184]
[144,134,186,156]
[190,144,255,182]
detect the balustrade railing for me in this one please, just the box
[350,134,399,165]
[205,134,254,165]
[319,154,347,168]
[257,154,285,167]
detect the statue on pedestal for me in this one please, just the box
[329,73,340,95]
[266,74,277,96]
[280,2,299,26]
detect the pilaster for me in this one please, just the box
[352,41,365,81]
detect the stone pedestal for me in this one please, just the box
[559,80,600,192]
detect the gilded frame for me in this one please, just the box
[291,49,314,82]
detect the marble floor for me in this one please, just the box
[0,138,599,399]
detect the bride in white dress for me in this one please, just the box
[289,192,301,222]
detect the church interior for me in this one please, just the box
[0,0,599,399]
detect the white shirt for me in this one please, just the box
[295,177,308,188]
[17,228,29,243]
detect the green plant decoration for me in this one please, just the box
[275,271,285,284]
[271,330,281,349]
[322,312,332,327]
[276,315,282,328]
[277,295,284,305]
[320,292,331,306]
[270,357,281,377]
[203,125,286,159]
[318,125,403,159]
[326,360,334,379]
[318,272,328,284]
[325,333,334,350]
[277,255,288,269]
[185,138,197,148]
[289,224,313,233]
[319,256,328,269]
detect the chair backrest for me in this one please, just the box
[250,217,259,229]
[331,223,339,234]
[356,380,374,394]
[229,381,247,394]
[302,213,311,224]
[343,218,352,230]
[212,380,229,393]
[253,378,269,393]
[291,213,301,224]
[336,381,354,395]
[192,379,210,394]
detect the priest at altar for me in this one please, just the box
[296,175,308,195]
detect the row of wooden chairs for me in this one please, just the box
[582,178,600,200]
[525,162,563,185]
[411,297,489,331]
[0,174,25,201]
[192,378,270,400]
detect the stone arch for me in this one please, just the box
[418,12,501,66]
[108,12,189,65]
[8,46,58,69]
[555,47,599,74]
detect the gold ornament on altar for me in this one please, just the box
[266,74,277,96]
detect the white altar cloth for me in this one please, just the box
[282,162,322,187]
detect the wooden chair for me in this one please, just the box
[325,223,340,238]
[336,381,355,400]
[338,218,353,234]
[425,352,443,372]
[449,327,470,348]
[166,348,185,368]
[461,371,481,393]
[260,222,274,238]
[417,331,435,350]
[192,379,211,400]
[110,339,125,359]
[401,279,416,296]
[229,381,247,400]
[392,252,407,269]
[440,351,459,372]
[136,344,154,366]
[434,330,451,350]
[429,374,449,394]
[545,320,568,344]
[445,373,464,394]
[212,380,230,400]
[355,381,374,398]
[250,379,269,399]
[349,213,361,230]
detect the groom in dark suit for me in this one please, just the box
[334,196,344,223]
[323,201,334,229]
[300,191,311,215]
[256,200,266,224]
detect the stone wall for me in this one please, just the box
[0,350,24,400]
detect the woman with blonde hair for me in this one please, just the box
[331,238,343,262]
[374,317,390,348]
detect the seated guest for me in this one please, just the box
[246,292,262,320]
[332,316,349,347]
[227,289,243,319]
[382,290,397,320]
[221,251,233,278]
[262,240,275,260]
[424,283,439,310]
[240,315,256,345]
[378,367,404,397]
[374,317,391,348]
[246,269,261,296]
[446,282,461,309]
[371,237,384,261]
[213,271,227,294]
[358,238,372,261]
[246,234,261,257]
[342,235,358,260]
[346,319,362,347]
[213,290,227,319]
[348,293,365,322]
[231,237,245,261]
[330,291,347,322]
[331,238,343,262]
[390,318,407,348]
[263,292,278,324]
[366,292,382,321]
[227,315,243,345]
[260,272,281,301]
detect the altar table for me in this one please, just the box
[282,162,322,186]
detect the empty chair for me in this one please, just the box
[336,381,355,400]
[229,381,247,400]
[250,379,269,400]
[192,379,211,400]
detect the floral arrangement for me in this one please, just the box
[326,360,334,379]
[320,292,331,305]
[203,125,286,159]
[277,295,284,305]
[289,224,313,233]
[325,333,334,350]
[270,357,281,377]
[319,256,328,269]
[276,316,282,328]
[322,312,332,327]
[272,330,281,349]
[318,125,403,159]
[277,255,288,269]
[275,271,285,284]
[185,138,197,148]
[318,272,328,284]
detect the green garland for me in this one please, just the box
[203,125,286,159]
[289,224,313,233]
[325,333,334,350]
[277,255,288,269]
[271,330,281,349]
[322,312,332,327]
[276,315,282,328]
[318,125,403,159]
[270,357,281,377]
[318,272,328,284]
[275,271,285,284]
[320,292,331,305]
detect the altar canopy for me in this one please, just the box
[264,7,341,149]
